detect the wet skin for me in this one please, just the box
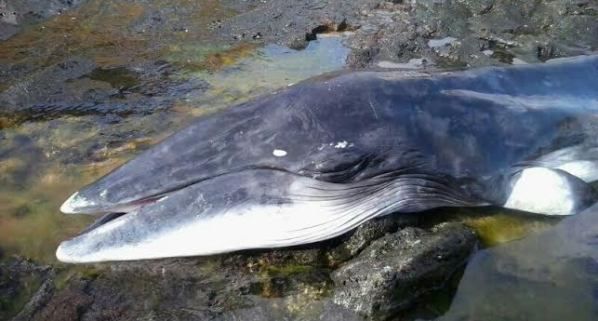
[58,55,598,262]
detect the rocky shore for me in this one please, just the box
[1,0,596,320]
[1,217,478,321]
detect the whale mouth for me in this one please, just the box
[60,176,208,241]
[59,167,303,241]
[60,191,165,215]
[60,194,169,240]
[59,168,486,247]
[59,164,309,216]
[56,168,487,263]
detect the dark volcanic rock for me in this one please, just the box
[4,220,478,321]
[0,0,86,40]
[215,0,597,68]
[0,58,208,123]
[326,214,420,266]
[0,258,54,321]
[332,223,478,320]
[438,203,598,321]
[2,0,596,124]
[216,0,379,46]
[345,0,598,68]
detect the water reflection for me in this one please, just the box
[438,203,598,321]
[184,35,352,113]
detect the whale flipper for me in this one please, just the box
[504,167,597,216]
[524,145,598,183]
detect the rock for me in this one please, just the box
[326,214,419,266]
[2,0,595,320]
[0,58,208,122]
[427,37,458,49]
[215,0,379,46]
[10,253,333,321]
[438,203,598,321]
[331,223,477,320]
[0,0,87,40]
[2,219,476,321]
[344,0,598,68]
[0,257,54,321]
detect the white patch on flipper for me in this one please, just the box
[532,145,598,183]
[557,161,598,183]
[272,149,287,157]
[504,167,576,216]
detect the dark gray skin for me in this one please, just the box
[58,55,598,263]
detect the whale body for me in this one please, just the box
[57,55,598,263]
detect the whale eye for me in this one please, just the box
[305,152,373,183]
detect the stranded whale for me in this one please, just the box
[57,55,598,263]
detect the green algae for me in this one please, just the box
[0,262,44,320]
[0,0,237,73]
[186,35,352,112]
[0,278,41,320]
[265,264,315,277]
[88,67,140,90]
[416,207,561,248]
[462,212,559,247]
[0,34,353,265]
[165,43,258,72]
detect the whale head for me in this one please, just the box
[58,55,598,263]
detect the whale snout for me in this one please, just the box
[55,168,486,263]
[60,192,94,214]
[56,241,80,263]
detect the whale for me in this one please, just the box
[57,55,598,263]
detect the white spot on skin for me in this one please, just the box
[334,141,349,149]
[273,149,287,157]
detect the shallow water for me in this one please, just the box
[0,0,592,320]
[439,203,598,321]
[0,35,554,263]
[0,1,356,262]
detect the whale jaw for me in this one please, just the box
[56,170,485,263]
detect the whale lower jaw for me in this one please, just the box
[57,201,375,263]
[56,170,485,263]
